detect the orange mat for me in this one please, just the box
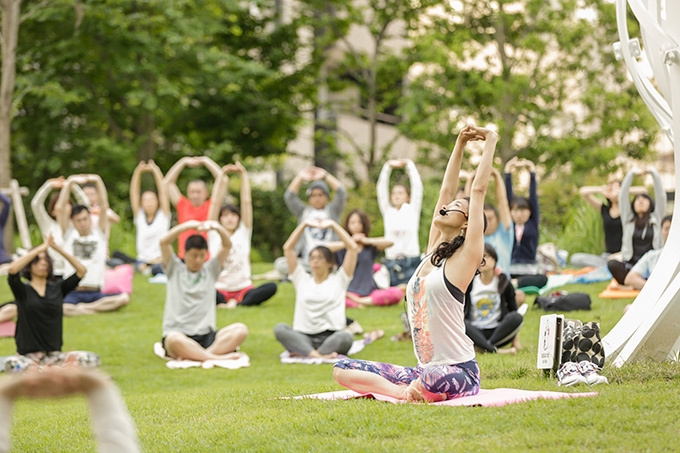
[598,279,640,299]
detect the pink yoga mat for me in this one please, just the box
[287,388,597,407]
[0,321,15,338]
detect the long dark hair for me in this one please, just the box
[343,209,371,236]
[430,199,487,267]
[21,251,54,281]
[632,194,654,230]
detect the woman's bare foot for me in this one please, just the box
[404,379,424,401]
[512,336,523,350]
[363,329,384,343]
[226,299,238,309]
[497,347,517,355]
[308,350,339,360]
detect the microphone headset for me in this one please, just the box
[439,208,468,219]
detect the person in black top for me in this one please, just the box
[2,235,100,372]
[573,181,647,268]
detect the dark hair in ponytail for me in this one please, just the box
[430,205,488,268]
[430,235,466,267]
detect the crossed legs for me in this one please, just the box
[63,293,131,316]
[333,358,480,402]
[163,323,248,362]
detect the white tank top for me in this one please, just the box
[406,257,475,366]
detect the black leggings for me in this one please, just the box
[215,283,278,307]
[607,260,634,285]
[465,312,524,353]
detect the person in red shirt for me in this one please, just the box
[163,156,221,258]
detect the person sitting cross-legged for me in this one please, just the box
[1,234,101,373]
[274,218,358,359]
[56,175,130,316]
[623,215,672,291]
[160,220,248,362]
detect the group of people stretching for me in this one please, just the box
[0,123,670,404]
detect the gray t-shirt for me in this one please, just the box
[162,254,221,337]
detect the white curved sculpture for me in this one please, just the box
[603,0,680,366]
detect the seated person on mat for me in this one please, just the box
[464,244,523,355]
[30,177,90,278]
[376,158,423,287]
[160,221,248,362]
[623,215,672,290]
[208,163,277,308]
[327,209,403,308]
[110,160,170,274]
[274,218,358,360]
[333,124,498,402]
[2,234,100,372]
[56,175,130,316]
[608,166,666,285]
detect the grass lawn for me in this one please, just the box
[1,263,679,452]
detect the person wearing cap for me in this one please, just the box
[274,166,347,276]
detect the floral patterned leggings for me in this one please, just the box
[2,351,101,373]
[334,358,480,400]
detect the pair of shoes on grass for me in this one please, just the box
[557,361,608,386]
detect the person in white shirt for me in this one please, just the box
[376,158,423,287]
[126,160,171,274]
[30,177,90,277]
[208,163,277,308]
[56,175,130,316]
[334,125,498,402]
[274,218,358,359]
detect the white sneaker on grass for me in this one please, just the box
[557,362,587,386]
[578,361,609,385]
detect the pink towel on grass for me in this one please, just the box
[286,388,597,407]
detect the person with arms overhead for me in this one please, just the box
[163,156,221,258]
[160,220,248,363]
[208,162,277,308]
[376,158,423,287]
[334,125,498,401]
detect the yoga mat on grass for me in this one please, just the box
[285,388,597,407]
[598,288,641,299]
[598,279,641,299]
[0,321,15,338]
[153,342,250,370]
[280,331,384,364]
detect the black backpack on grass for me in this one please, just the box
[534,291,591,311]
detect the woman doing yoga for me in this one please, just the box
[333,125,498,401]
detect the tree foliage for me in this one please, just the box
[11,0,314,198]
[399,0,658,178]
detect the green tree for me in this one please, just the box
[10,0,313,201]
[399,0,658,177]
